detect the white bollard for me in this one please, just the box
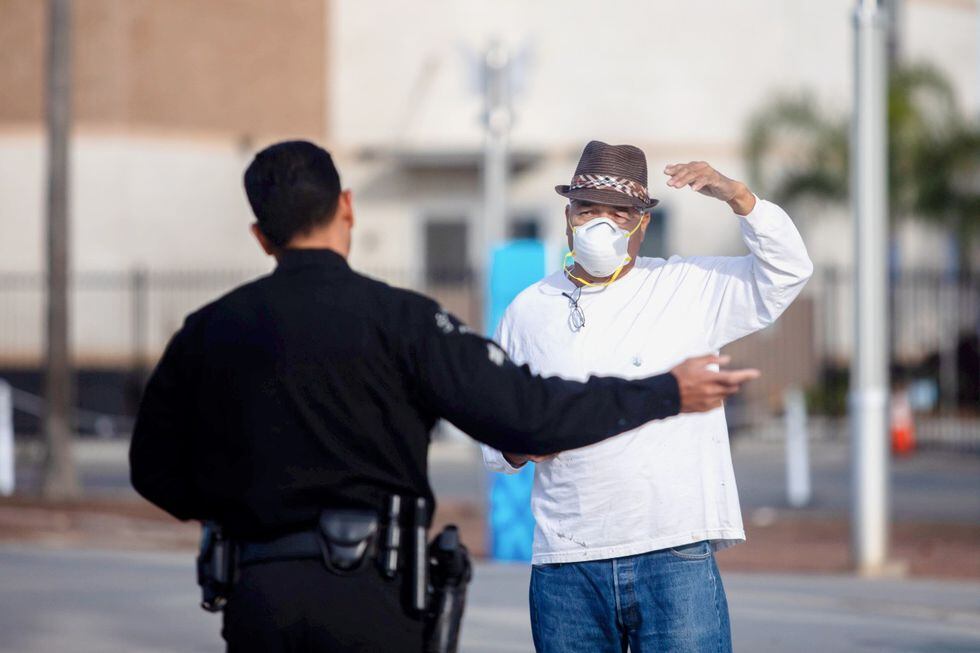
[784,386,811,508]
[0,379,14,496]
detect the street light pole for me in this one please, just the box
[850,0,889,575]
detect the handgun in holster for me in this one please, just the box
[423,524,472,653]
[197,520,236,612]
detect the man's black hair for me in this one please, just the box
[244,140,342,248]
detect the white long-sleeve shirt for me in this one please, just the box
[482,198,813,565]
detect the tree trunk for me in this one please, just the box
[42,0,78,499]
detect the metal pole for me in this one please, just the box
[884,0,902,64]
[42,0,79,498]
[850,0,890,575]
[784,387,811,508]
[481,41,511,283]
[0,380,14,497]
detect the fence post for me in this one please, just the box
[131,268,148,376]
[0,379,14,496]
[785,386,811,508]
[939,273,960,410]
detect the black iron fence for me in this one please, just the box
[1,266,977,449]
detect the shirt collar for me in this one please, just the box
[274,248,350,273]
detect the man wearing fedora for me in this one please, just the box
[482,141,813,652]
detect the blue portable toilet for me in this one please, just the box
[485,239,546,562]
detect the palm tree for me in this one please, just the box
[744,62,979,272]
[747,62,979,412]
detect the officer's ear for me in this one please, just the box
[250,223,277,257]
[337,189,354,229]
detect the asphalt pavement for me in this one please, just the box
[1,545,978,652]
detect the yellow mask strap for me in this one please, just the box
[625,217,644,238]
[562,251,629,288]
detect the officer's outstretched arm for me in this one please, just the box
[129,325,202,521]
[403,302,680,456]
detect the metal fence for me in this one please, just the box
[1,266,977,449]
[726,268,979,451]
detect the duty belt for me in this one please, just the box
[197,496,471,653]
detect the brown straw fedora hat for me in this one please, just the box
[555,140,660,210]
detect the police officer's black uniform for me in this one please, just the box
[130,247,681,652]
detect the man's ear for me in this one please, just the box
[338,189,354,228]
[251,223,277,256]
[639,213,651,236]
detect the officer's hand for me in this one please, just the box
[503,452,559,468]
[670,355,760,413]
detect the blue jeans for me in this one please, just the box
[529,541,732,653]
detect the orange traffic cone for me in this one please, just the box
[891,390,916,456]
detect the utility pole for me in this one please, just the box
[42,0,79,499]
[850,0,890,575]
[480,41,512,279]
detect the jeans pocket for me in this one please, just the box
[668,540,713,560]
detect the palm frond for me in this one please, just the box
[743,61,979,255]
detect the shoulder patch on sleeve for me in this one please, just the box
[487,341,507,366]
[434,308,455,334]
[434,306,476,336]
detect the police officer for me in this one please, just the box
[129,140,758,653]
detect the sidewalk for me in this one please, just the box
[1,493,978,580]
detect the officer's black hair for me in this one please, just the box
[244,140,342,248]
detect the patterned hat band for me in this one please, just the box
[568,174,650,203]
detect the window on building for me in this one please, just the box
[509,215,541,241]
[637,207,669,260]
[424,220,469,284]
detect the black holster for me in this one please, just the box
[197,521,236,612]
[424,525,472,653]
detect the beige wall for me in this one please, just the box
[0,0,975,365]
[0,0,327,141]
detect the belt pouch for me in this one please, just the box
[317,509,379,575]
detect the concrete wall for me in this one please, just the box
[0,0,976,363]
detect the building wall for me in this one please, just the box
[2,0,975,274]
[0,0,976,364]
[0,0,327,137]
[330,0,978,272]
[0,0,328,274]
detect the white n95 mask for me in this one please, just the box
[567,217,641,281]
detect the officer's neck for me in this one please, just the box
[278,225,350,261]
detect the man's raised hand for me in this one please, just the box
[664,161,756,215]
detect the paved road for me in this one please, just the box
[2,546,979,652]
[731,439,980,524]
[18,437,978,524]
